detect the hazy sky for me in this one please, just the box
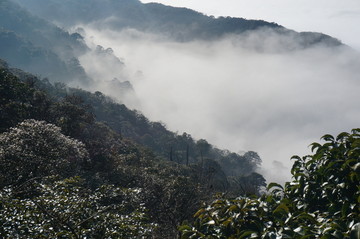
[140,0,360,50]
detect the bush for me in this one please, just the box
[180,129,360,238]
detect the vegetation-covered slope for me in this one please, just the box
[0,0,89,82]
[0,61,264,238]
[14,0,342,46]
[1,61,358,238]
[0,0,344,99]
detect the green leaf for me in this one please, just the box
[310,142,322,152]
[296,212,316,223]
[321,134,335,142]
[181,230,201,239]
[273,203,289,215]
[239,230,257,238]
[222,217,233,227]
[267,182,284,191]
[178,225,192,231]
[336,132,350,141]
[301,235,315,239]
[351,128,360,134]
[194,208,205,218]
[293,172,305,179]
[341,202,350,217]
[227,205,238,213]
[320,235,332,239]
[291,155,302,161]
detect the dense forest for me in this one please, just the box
[0,60,267,237]
[1,60,359,238]
[0,0,359,238]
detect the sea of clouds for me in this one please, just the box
[75,24,360,184]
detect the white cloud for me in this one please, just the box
[77,25,360,184]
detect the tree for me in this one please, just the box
[0,68,35,131]
[138,162,205,238]
[0,119,88,188]
[50,94,94,138]
[180,129,360,238]
[229,172,266,196]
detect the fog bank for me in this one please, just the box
[77,26,360,184]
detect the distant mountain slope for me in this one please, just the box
[1,58,269,237]
[2,0,343,89]
[0,58,265,203]
[13,0,342,46]
[141,3,281,40]
[0,0,89,82]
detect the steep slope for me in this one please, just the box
[1,59,267,236]
[0,0,89,82]
[0,58,262,182]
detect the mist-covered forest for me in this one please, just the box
[0,0,359,238]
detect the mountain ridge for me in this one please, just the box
[0,0,345,88]
[12,0,342,46]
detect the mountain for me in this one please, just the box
[1,1,358,237]
[0,58,261,180]
[1,0,344,90]
[0,59,266,237]
[13,0,342,46]
[1,58,359,238]
[0,0,89,82]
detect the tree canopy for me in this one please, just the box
[0,62,265,238]
[0,119,88,188]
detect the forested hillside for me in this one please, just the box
[14,0,341,46]
[0,60,265,238]
[0,0,344,106]
[1,0,359,237]
[0,0,88,82]
[1,61,359,238]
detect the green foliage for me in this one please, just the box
[1,53,263,195]
[139,163,205,237]
[180,130,360,238]
[0,63,267,237]
[286,129,360,237]
[50,94,94,138]
[0,68,46,131]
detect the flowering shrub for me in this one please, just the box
[0,119,88,187]
[0,177,155,238]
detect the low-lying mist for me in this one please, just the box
[76,25,360,184]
